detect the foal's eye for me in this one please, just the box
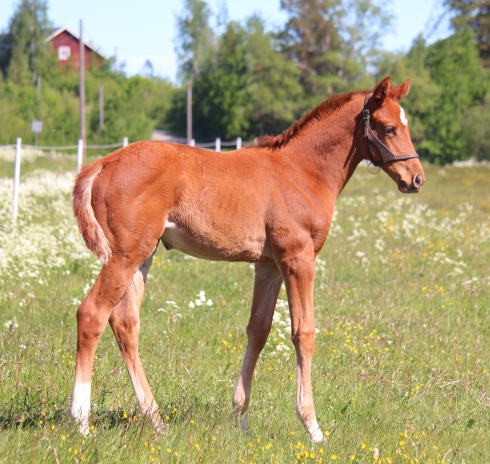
[384,126,396,135]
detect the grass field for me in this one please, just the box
[0,151,489,463]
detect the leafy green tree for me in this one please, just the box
[375,37,442,146]
[460,92,490,160]
[278,0,393,98]
[243,16,304,136]
[174,0,215,80]
[375,32,490,163]
[172,13,305,141]
[3,0,52,83]
[423,30,487,163]
[445,0,490,66]
[278,0,344,96]
[85,74,174,144]
[193,21,249,139]
[337,0,393,86]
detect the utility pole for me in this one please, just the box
[79,19,86,156]
[36,76,41,100]
[99,85,104,135]
[187,80,192,144]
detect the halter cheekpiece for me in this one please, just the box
[363,92,419,167]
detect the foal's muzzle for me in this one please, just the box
[399,173,425,193]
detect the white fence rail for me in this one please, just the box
[1,135,250,224]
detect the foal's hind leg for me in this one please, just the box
[70,256,138,434]
[108,253,164,432]
[232,264,283,431]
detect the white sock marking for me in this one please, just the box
[308,419,325,442]
[71,382,91,435]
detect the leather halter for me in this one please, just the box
[363,92,419,167]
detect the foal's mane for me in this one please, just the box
[253,90,365,150]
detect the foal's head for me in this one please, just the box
[364,77,425,194]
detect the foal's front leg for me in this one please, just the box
[279,250,324,442]
[233,263,283,431]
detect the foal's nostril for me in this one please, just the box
[413,174,422,189]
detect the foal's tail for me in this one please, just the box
[73,162,112,264]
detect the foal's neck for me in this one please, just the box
[283,96,365,199]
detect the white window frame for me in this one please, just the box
[58,46,71,61]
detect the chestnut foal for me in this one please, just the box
[71,77,425,441]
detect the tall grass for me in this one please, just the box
[0,156,488,463]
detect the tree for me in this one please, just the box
[422,30,487,163]
[278,0,394,98]
[375,37,442,146]
[243,16,304,136]
[193,21,249,139]
[374,31,489,163]
[460,92,490,160]
[174,0,215,81]
[445,0,490,66]
[337,0,393,85]
[3,0,52,83]
[278,0,344,95]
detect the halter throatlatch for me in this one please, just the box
[363,92,419,167]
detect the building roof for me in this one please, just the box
[45,27,107,60]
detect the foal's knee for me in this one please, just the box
[76,301,106,341]
[291,330,316,352]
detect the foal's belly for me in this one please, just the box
[161,221,271,263]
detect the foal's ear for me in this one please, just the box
[389,78,411,101]
[372,76,391,106]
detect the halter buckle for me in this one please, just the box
[363,109,370,120]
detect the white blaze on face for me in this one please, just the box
[400,107,408,126]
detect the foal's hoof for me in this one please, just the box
[239,415,250,433]
[232,409,250,433]
[154,423,168,435]
[76,422,90,436]
[69,412,90,436]
[309,428,326,443]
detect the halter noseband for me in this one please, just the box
[363,92,419,167]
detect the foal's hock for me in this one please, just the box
[70,77,425,441]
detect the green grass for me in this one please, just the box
[0,156,489,463]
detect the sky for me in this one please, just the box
[1,0,452,81]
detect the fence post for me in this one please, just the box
[236,137,242,150]
[215,137,221,152]
[12,138,21,223]
[123,136,128,147]
[190,138,195,147]
[77,139,83,173]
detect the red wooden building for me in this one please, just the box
[45,27,106,71]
